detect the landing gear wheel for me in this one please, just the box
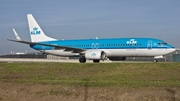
[93,60,100,63]
[79,57,86,63]
[154,59,158,63]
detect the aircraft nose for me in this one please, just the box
[170,48,176,53]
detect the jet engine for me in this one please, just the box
[85,50,105,60]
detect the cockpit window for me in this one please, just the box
[158,42,167,45]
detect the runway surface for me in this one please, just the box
[0,58,153,63]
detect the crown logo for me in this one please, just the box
[33,27,38,31]
[92,53,96,56]
[30,27,41,35]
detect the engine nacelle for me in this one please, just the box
[85,50,105,60]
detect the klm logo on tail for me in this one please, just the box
[30,27,41,35]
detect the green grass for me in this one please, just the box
[0,62,180,88]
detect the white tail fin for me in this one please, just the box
[27,14,56,42]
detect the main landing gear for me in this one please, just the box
[79,56,86,63]
[79,57,100,63]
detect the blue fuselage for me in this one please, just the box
[30,38,174,50]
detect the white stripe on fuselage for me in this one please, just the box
[102,48,175,57]
[40,48,175,57]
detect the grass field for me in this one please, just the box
[0,62,180,88]
[0,62,180,101]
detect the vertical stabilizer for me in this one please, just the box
[27,14,56,42]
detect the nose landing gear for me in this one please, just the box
[153,59,158,63]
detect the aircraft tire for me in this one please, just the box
[79,57,86,63]
[153,59,158,63]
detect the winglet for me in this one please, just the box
[12,29,22,41]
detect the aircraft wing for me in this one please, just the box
[7,39,86,53]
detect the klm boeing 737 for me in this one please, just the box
[8,14,176,63]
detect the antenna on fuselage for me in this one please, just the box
[96,32,98,40]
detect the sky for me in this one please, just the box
[0,0,180,54]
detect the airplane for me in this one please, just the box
[8,14,176,63]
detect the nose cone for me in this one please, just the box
[167,48,176,54]
[165,44,176,54]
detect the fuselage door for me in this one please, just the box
[147,40,152,50]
